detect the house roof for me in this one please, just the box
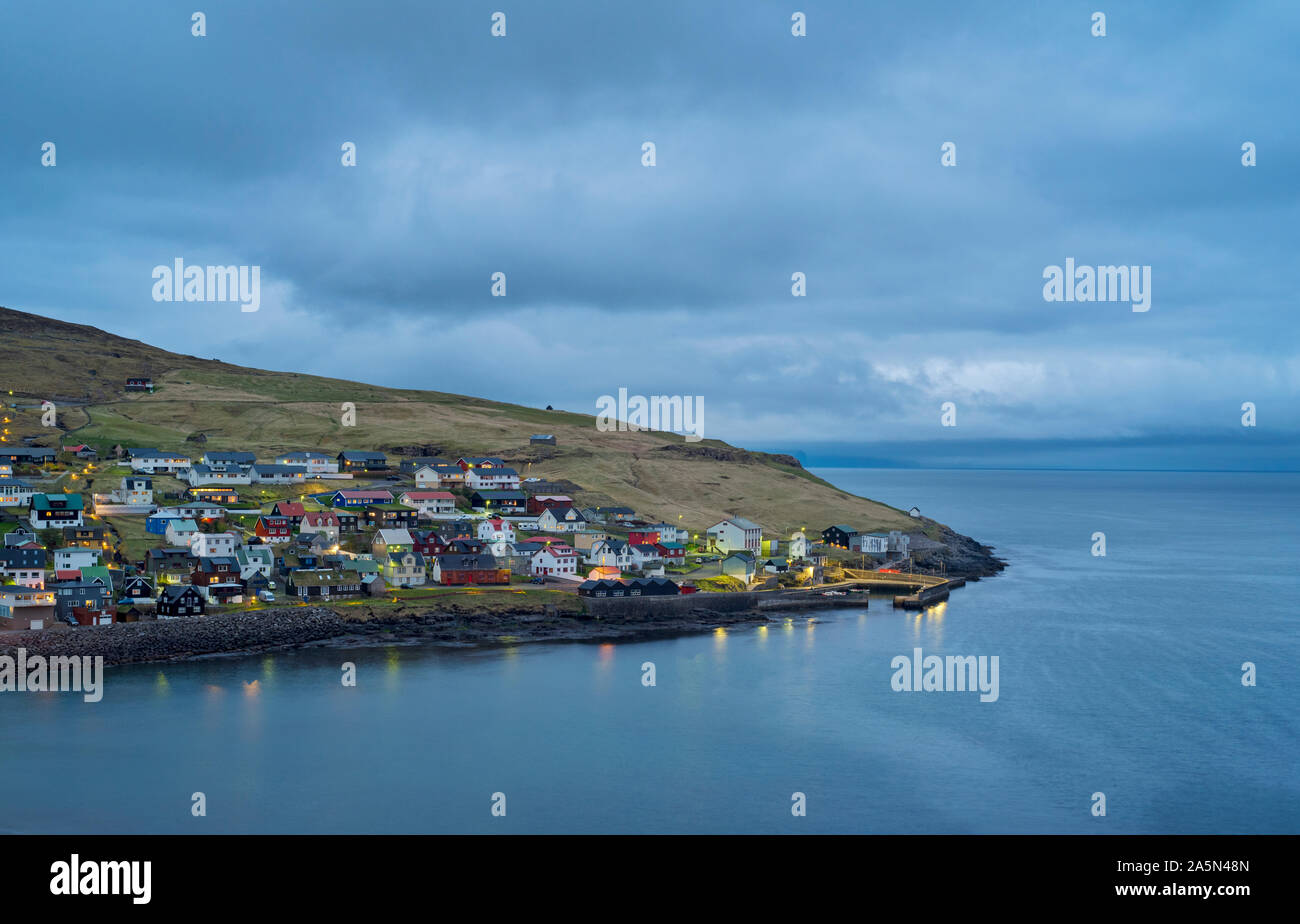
[472,490,525,501]
[401,491,455,501]
[713,517,760,531]
[436,554,504,570]
[339,451,386,461]
[197,556,239,573]
[252,463,307,476]
[31,493,85,511]
[335,490,394,500]
[387,550,426,566]
[273,502,307,517]
[162,584,202,600]
[543,506,586,521]
[166,518,199,531]
[534,545,576,558]
[302,512,340,527]
[129,448,189,460]
[376,529,414,546]
[290,569,362,587]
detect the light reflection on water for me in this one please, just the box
[1,470,1295,835]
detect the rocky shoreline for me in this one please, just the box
[0,523,1005,666]
[0,605,783,667]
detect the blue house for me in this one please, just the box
[327,489,394,508]
[145,511,179,535]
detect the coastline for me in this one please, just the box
[0,527,1005,667]
[0,602,815,667]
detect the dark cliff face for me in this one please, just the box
[916,521,1007,579]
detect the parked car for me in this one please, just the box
[258,590,276,602]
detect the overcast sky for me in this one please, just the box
[2,1,1296,469]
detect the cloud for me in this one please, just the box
[0,0,1296,467]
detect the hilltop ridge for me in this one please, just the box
[0,305,1004,575]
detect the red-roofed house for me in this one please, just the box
[531,544,578,578]
[255,515,293,544]
[476,517,515,543]
[399,491,456,515]
[271,501,307,524]
[300,511,340,543]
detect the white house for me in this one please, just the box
[531,545,578,577]
[276,451,339,474]
[0,587,56,630]
[191,531,239,558]
[586,538,634,570]
[464,467,521,491]
[707,517,762,554]
[413,465,442,489]
[29,493,85,530]
[163,502,227,521]
[536,506,588,533]
[477,517,516,544]
[383,549,427,588]
[789,530,809,560]
[235,546,274,581]
[54,548,101,571]
[248,463,308,484]
[130,449,191,474]
[115,476,154,505]
[645,522,689,544]
[165,518,200,546]
[199,451,256,468]
[299,511,340,543]
[186,463,252,486]
[629,544,662,569]
[399,491,456,515]
[0,480,35,507]
[1,565,44,589]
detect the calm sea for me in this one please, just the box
[2,469,1297,833]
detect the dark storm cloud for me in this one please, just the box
[0,1,1296,466]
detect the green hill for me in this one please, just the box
[0,305,1002,573]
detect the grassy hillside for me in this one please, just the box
[1,305,919,539]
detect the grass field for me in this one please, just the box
[4,305,920,540]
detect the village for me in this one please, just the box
[0,384,933,632]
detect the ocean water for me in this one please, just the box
[2,469,1296,834]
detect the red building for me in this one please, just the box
[628,529,661,546]
[433,553,509,586]
[526,494,573,515]
[72,605,115,626]
[654,542,686,563]
[254,515,293,542]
